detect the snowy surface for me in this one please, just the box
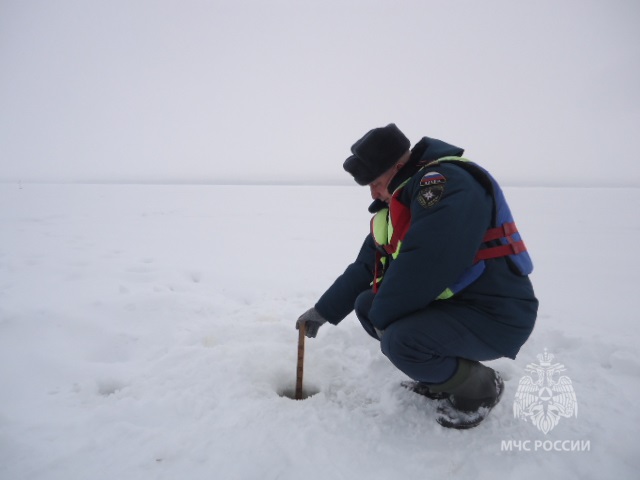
[1,183,639,480]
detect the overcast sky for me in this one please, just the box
[1,0,639,186]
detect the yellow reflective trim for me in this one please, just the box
[392,239,402,259]
[437,288,454,300]
[425,156,471,167]
[371,208,389,246]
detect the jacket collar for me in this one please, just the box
[367,136,464,213]
[388,136,464,194]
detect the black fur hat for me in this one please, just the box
[343,123,410,185]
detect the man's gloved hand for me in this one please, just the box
[295,307,328,338]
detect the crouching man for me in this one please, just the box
[296,124,538,428]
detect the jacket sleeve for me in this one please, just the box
[368,165,493,330]
[315,234,376,324]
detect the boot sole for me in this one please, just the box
[401,380,451,400]
[436,373,505,429]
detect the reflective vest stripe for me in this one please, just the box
[483,222,518,242]
[475,241,527,262]
[474,222,527,262]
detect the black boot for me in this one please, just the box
[429,359,504,429]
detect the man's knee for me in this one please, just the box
[380,321,456,383]
[380,322,419,360]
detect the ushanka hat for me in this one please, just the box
[343,123,410,185]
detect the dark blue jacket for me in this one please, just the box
[315,137,538,357]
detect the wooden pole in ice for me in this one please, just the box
[295,324,305,400]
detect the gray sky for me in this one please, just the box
[1,0,639,186]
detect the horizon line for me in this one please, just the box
[1,179,639,189]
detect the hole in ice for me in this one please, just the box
[277,384,320,400]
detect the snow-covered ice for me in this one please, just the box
[1,183,638,479]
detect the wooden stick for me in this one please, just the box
[295,324,306,400]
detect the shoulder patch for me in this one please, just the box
[420,171,446,186]
[417,185,444,208]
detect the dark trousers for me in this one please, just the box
[354,290,504,384]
